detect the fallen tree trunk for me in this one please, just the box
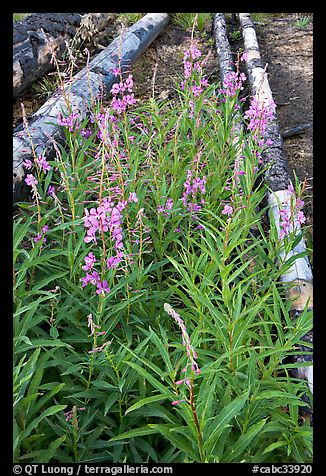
[213,13,259,235]
[13,13,116,97]
[13,13,170,202]
[213,13,235,84]
[238,13,313,404]
[282,121,313,139]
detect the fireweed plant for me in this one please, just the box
[13,39,312,464]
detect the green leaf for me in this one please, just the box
[145,326,174,374]
[13,216,33,252]
[123,361,173,396]
[15,339,74,354]
[223,419,267,462]
[18,405,67,442]
[109,426,160,441]
[204,390,249,453]
[262,440,288,455]
[18,435,66,463]
[19,250,66,272]
[125,394,169,414]
[155,424,200,462]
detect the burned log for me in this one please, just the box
[282,121,313,139]
[13,13,170,202]
[213,13,235,84]
[13,13,116,97]
[238,13,313,402]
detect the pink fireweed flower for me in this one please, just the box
[221,71,246,97]
[128,192,138,203]
[25,174,38,186]
[277,185,306,239]
[23,159,33,170]
[110,82,125,95]
[244,97,276,135]
[96,280,110,295]
[158,198,174,217]
[185,46,202,60]
[125,74,134,92]
[192,85,203,96]
[123,93,137,106]
[82,252,96,271]
[111,97,126,114]
[222,204,233,217]
[34,233,43,243]
[188,99,194,118]
[171,399,186,406]
[110,74,136,114]
[296,210,306,224]
[82,197,127,289]
[175,378,191,386]
[278,208,291,239]
[47,185,56,196]
[35,154,51,173]
[111,67,120,77]
[58,110,80,132]
[201,77,209,88]
[107,252,123,269]
[182,169,206,213]
[81,270,100,288]
[81,128,92,139]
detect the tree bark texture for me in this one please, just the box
[13,13,170,202]
[238,13,313,399]
[13,13,116,98]
[238,13,291,193]
[213,13,235,84]
[213,14,244,150]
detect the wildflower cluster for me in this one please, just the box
[158,198,174,217]
[81,251,110,295]
[24,153,52,221]
[220,70,246,98]
[278,182,306,240]
[181,45,209,98]
[222,152,248,218]
[110,73,136,114]
[58,110,80,132]
[182,153,207,218]
[244,97,276,137]
[182,169,206,214]
[83,196,127,261]
[24,154,51,174]
[34,225,49,244]
[25,174,38,187]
